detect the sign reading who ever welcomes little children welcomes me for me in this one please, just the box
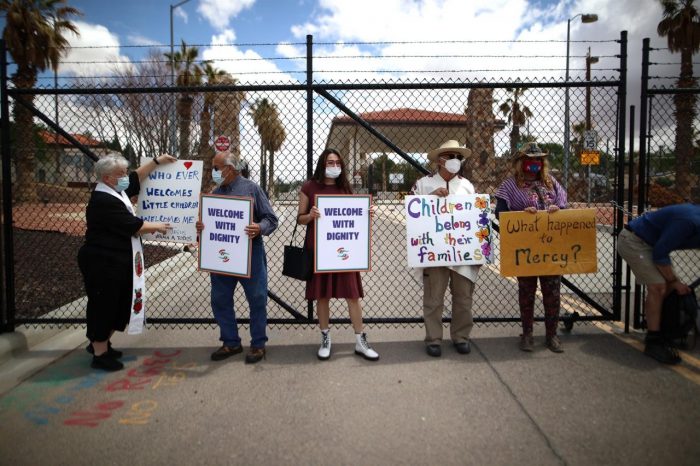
[198,194,252,277]
[315,195,372,273]
[405,194,493,267]
[137,159,203,243]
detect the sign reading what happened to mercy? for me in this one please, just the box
[405,194,493,268]
[137,159,203,243]
[498,208,598,277]
[198,194,252,278]
[315,195,372,273]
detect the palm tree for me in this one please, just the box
[657,0,700,200]
[251,98,286,198]
[499,87,533,157]
[165,40,207,159]
[1,0,80,203]
[198,63,227,189]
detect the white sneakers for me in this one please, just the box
[354,332,379,361]
[317,331,331,360]
[317,331,379,361]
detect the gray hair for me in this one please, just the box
[95,153,129,179]
[218,150,246,171]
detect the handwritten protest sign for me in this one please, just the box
[198,194,252,277]
[315,195,371,273]
[405,194,492,268]
[499,208,597,277]
[137,160,202,243]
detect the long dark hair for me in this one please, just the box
[311,148,353,193]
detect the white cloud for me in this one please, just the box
[60,21,133,78]
[197,0,256,31]
[175,7,189,24]
[126,33,160,47]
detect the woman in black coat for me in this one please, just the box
[78,153,175,371]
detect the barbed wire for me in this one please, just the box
[45,38,620,50]
[33,68,620,80]
[28,54,619,66]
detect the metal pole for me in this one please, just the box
[613,30,628,323]
[626,105,635,333]
[0,39,15,332]
[169,5,176,156]
[586,47,592,206]
[169,0,191,157]
[564,18,571,191]
[306,34,314,321]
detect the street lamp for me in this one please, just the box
[585,47,599,205]
[585,47,599,131]
[169,0,192,156]
[564,12,598,190]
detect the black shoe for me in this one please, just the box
[426,344,442,357]
[245,347,266,364]
[211,345,243,361]
[91,353,124,372]
[644,340,681,365]
[86,342,123,359]
[453,341,471,354]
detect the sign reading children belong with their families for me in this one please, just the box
[405,194,493,268]
[499,208,597,277]
[315,195,371,273]
[137,159,203,243]
[198,194,252,277]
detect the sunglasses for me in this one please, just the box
[440,153,464,161]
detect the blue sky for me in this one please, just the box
[22,0,670,85]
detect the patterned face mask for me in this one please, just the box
[523,159,543,174]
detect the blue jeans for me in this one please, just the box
[210,239,268,348]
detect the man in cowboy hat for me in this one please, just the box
[409,140,480,357]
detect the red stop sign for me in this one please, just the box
[214,135,231,152]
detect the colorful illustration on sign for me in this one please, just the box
[336,247,350,260]
[218,249,230,263]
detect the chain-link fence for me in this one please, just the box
[1,34,629,331]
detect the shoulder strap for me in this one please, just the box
[288,219,308,247]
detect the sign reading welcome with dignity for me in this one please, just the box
[405,194,493,268]
[499,208,597,277]
[137,159,203,243]
[315,195,371,273]
[198,194,252,277]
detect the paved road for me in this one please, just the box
[1,324,700,465]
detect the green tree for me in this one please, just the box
[0,0,80,202]
[165,40,207,159]
[251,98,286,198]
[198,63,228,188]
[499,88,533,157]
[657,0,700,200]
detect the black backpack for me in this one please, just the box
[660,278,700,349]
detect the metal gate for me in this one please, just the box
[1,33,629,331]
[630,37,700,329]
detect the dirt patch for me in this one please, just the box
[12,229,179,320]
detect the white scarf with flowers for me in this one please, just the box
[95,182,146,334]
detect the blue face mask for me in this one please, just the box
[212,168,224,185]
[115,176,130,192]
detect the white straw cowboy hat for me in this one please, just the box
[511,142,548,164]
[427,140,472,163]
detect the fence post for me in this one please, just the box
[0,39,15,333]
[633,38,651,330]
[306,34,314,321]
[612,30,628,322]
[625,105,635,333]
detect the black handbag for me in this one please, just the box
[282,220,313,281]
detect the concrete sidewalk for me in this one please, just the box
[1,323,699,466]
